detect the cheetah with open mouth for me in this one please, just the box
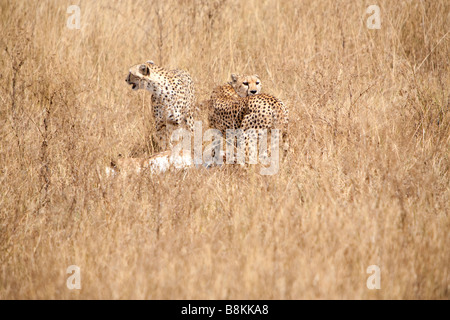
[125,60,195,150]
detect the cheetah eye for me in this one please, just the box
[243,82,249,86]
[256,82,260,85]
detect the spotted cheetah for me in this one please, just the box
[125,60,195,150]
[207,74,261,133]
[207,74,289,158]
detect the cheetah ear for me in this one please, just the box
[139,64,150,76]
[230,73,239,83]
[146,60,155,65]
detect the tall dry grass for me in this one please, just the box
[0,0,449,299]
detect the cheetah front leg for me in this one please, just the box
[241,118,257,165]
[153,104,186,152]
[241,115,275,166]
[151,103,170,151]
[154,120,170,151]
[184,113,195,133]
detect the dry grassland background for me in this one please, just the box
[0,0,449,299]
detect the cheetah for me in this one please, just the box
[125,60,195,150]
[207,74,289,160]
[208,74,261,133]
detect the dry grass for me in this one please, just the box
[0,0,449,299]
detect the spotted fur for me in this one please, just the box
[207,75,289,156]
[125,60,195,150]
[208,74,262,133]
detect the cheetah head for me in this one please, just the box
[125,60,157,91]
[229,74,261,98]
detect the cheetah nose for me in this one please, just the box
[250,90,257,94]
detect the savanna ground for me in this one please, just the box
[0,0,449,299]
